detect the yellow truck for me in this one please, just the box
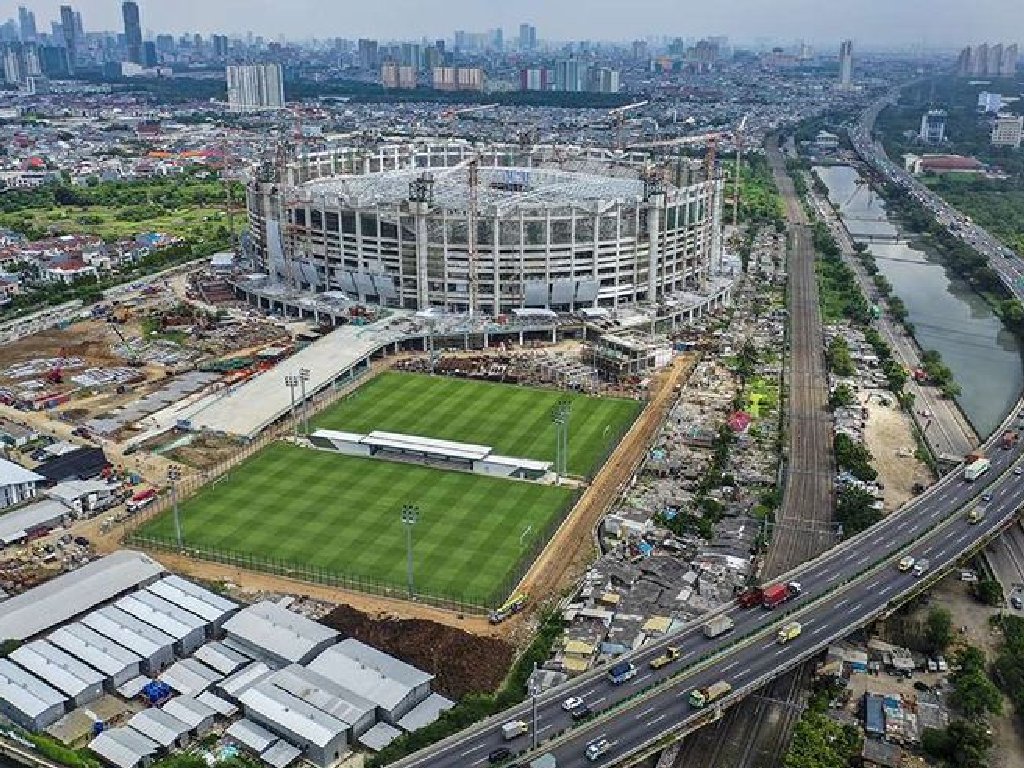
[967,506,985,524]
[650,646,682,670]
[777,621,802,644]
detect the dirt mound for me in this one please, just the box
[320,604,514,700]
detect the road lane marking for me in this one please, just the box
[635,705,657,720]
[835,598,849,607]
[812,625,828,635]
[721,661,739,673]
[650,713,669,725]
[463,744,487,754]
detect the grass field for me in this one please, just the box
[140,443,576,605]
[313,372,642,476]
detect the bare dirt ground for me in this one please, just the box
[320,604,514,698]
[0,320,124,371]
[862,393,934,511]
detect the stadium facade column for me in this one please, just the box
[646,192,665,303]
[413,202,430,310]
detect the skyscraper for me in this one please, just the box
[58,5,75,72]
[122,1,142,65]
[17,7,36,42]
[838,40,853,89]
[226,63,285,111]
[519,23,536,51]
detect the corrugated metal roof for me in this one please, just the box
[192,642,249,676]
[9,640,103,698]
[161,575,237,616]
[196,690,237,717]
[0,551,164,642]
[308,639,431,712]
[268,665,374,727]
[0,499,68,545]
[0,657,65,719]
[0,457,44,486]
[128,707,189,747]
[240,682,347,749]
[116,592,205,640]
[82,606,174,659]
[222,601,337,665]
[89,727,158,768]
[159,658,222,697]
[47,623,141,677]
[218,661,273,700]
[225,718,278,752]
[261,739,301,768]
[396,693,455,732]
[146,580,234,625]
[162,696,217,729]
[358,722,403,751]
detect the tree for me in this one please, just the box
[783,711,861,768]
[927,607,953,652]
[974,579,1003,606]
[949,645,1003,718]
[829,383,856,410]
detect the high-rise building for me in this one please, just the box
[518,23,536,51]
[957,42,1019,76]
[17,7,36,42]
[554,56,585,92]
[122,1,142,65]
[1,44,23,85]
[520,67,549,91]
[142,41,157,68]
[991,114,1023,148]
[212,34,228,59]
[39,45,70,77]
[383,61,416,89]
[838,40,853,89]
[226,63,285,111]
[58,5,75,72]
[919,110,947,144]
[1003,44,1019,76]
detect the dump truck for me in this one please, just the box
[650,646,682,669]
[777,621,802,644]
[762,581,801,609]
[489,592,527,624]
[736,587,763,608]
[964,453,991,482]
[1003,431,1019,450]
[608,661,637,684]
[703,614,735,639]
[967,506,986,524]
[501,720,528,740]
[688,680,732,709]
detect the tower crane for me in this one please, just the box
[608,100,649,149]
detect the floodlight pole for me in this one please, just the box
[560,398,571,477]
[284,375,299,440]
[551,406,564,485]
[401,504,419,598]
[168,465,182,549]
[299,368,311,435]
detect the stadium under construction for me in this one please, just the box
[245,139,728,316]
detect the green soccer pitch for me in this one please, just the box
[312,372,642,476]
[137,374,640,606]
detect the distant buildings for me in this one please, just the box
[226,63,285,112]
[381,62,416,89]
[838,40,853,89]
[430,66,483,91]
[977,91,1007,113]
[58,5,76,73]
[518,23,537,51]
[919,110,947,144]
[957,42,1018,77]
[991,114,1024,148]
[121,1,142,65]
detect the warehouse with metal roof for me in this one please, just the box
[395,692,456,732]
[267,665,375,738]
[222,601,338,667]
[159,658,223,697]
[81,606,175,675]
[0,499,70,547]
[192,642,249,676]
[128,707,191,750]
[89,726,159,768]
[226,717,278,754]
[0,550,164,642]
[147,576,238,629]
[162,696,217,736]
[47,623,142,689]
[308,639,432,723]
[238,682,350,768]
[0,658,66,731]
[9,640,104,707]
[115,593,207,656]
[217,661,273,704]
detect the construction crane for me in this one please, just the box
[439,104,499,120]
[732,113,750,226]
[608,100,649,149]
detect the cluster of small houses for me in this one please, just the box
[552,231,789,678]
[0,550,455,768]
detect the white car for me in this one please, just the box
[562,696,583,712]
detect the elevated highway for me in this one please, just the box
[394,409,1024,768]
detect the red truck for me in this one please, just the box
[736,587,764,608]
[762,581,802,609]
[127,488,157,512]
[1002,431,1018,450]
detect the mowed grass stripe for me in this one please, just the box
[313,372,642,475]
[140,443,574,604]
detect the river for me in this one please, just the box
[813,164,1024,437]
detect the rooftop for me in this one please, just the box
[0,657,65,718]
[0,550,164,641]
[222,601,338,665]
[308,640,432,712]
[0,457,43,487]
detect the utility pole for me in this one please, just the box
[299,368,311,435]
[529,663,539,750]
[401,505,419,598]
[168,465,182,549]
[285,374,299,440]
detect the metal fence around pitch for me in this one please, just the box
[125,533,492,615]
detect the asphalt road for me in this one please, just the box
[394,408,1024,768]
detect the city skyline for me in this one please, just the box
[2,0,1021,48]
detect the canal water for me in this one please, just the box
[813,164,1024,437]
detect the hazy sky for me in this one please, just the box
[5,0,1023,48]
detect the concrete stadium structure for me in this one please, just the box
[247,139,725,315]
